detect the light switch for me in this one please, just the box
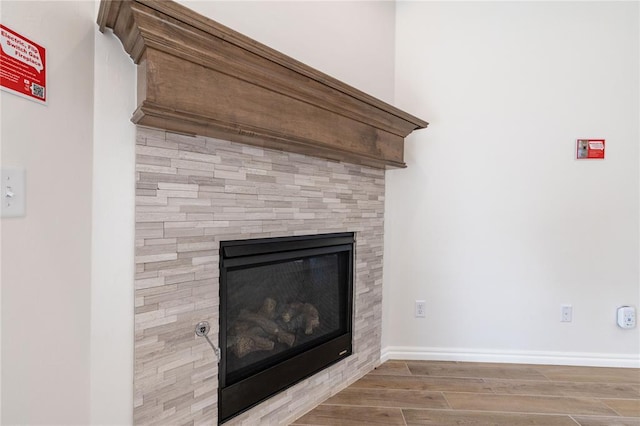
[1,168,26,218]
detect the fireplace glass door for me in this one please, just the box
[219,233,354,422]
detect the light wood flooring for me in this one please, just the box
[291,360,640,426]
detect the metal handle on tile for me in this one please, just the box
[195,321,220,362]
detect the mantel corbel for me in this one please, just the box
[97,0,428,168]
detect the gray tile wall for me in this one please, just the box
[134,127,385,425]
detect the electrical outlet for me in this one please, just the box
[617,306,636,329]
[561,304,572,322]
[415,300,426,318]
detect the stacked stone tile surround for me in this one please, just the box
[134,126,385,425]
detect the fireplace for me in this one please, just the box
[218,233,354,422]
[100,0,426,423]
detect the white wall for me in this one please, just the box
[0,1,95,424]
[90,3,136,423]
[176,0,396,104]
[384,1,640,366]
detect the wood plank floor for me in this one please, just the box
[291,360,640,426]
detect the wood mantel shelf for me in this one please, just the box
[97,0,428,168]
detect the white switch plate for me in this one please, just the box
[1,168,26,218]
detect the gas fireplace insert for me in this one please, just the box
[218,232,354,422]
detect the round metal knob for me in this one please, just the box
[195,321,210,337]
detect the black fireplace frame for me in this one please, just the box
[218,232,354,423]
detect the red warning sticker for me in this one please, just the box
[576,139,605,160]
[0,24,47,104]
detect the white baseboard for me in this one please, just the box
[381,346,640,368]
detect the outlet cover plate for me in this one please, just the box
[561,304,573,322]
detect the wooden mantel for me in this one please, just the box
[97,0,427,168]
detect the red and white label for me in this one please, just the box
[576,139,605,160]
[0,24,46,104]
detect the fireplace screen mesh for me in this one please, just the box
[225,254,341,380]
